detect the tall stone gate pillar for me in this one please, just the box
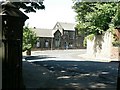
[0,2,29,89]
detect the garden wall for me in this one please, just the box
[87,31,119,60]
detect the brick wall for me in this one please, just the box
[111,47,120,59]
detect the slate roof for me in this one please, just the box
[32,28,54,38]
[32,22,76,38]
[53,22,75,31]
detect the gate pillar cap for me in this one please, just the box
[0,1,29,20]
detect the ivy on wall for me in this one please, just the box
[83,34,95,47]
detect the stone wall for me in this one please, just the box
[87,37,95,57]
[86,31,118,59]
[100,31,113,58]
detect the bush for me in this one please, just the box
[22,26,37,52]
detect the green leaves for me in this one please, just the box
[113,2,120,28]
[73,2,119,47]
[83,34,95,47]
[73,2,117,36]
[22,26,37,51]
[11,1,45,13]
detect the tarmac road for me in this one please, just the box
[23,49,118,62]
[23,49,88,62]
[22,49,119,90]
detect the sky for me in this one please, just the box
[25,0,77,29]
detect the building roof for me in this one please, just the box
[32,28,54,38]
[32,22,76,38]
[53,22,76,31]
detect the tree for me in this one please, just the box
[72,2,117,48]
[23,26,37,55]
[86,3,116,34]
[112,2,120,46]
[73,1,119,58]
[72,2,96,35]
[2,0,45,13]
[72,2,117,36]
[113,2,120,28]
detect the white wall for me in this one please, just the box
[87,37,95,57]
[87,31,113,59]
[101,31,112,58]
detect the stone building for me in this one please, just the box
[32,22,84,49]
[33,28,53,49]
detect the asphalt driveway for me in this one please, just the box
[22,49,119,90]
[23,60,118,89]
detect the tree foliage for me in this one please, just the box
[72,2,117,36]
[3,0,45,13]
[113,2,120,28]
[23,26,37,51]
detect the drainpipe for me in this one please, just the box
[51,37,53,50]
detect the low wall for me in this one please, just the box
[87,31,116,59]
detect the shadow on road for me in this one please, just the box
[23,55,56,60]
[23,60,119,90]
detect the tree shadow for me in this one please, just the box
[23,55,56,60]
[24,61,118,89]
[93,35,104,56]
